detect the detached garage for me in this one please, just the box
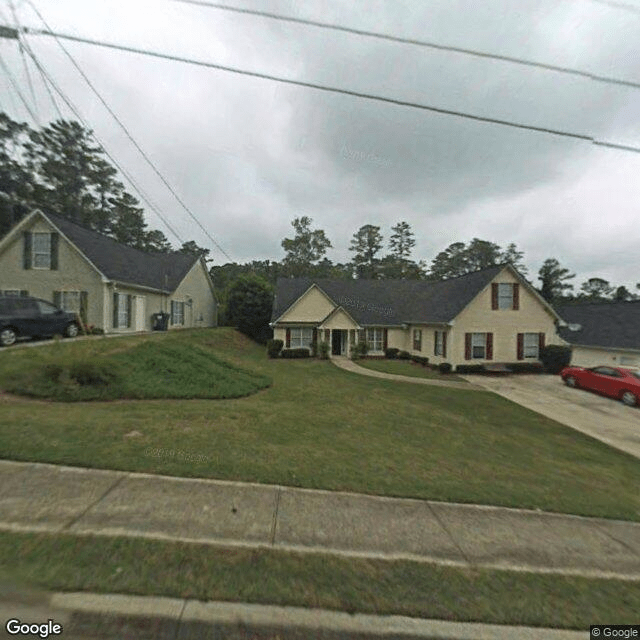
[556,301,640,368]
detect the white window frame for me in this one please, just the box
[497,283,514,310]
[413,329,422,351]
[523,333,539,358]
[117,293,129,328]
[290,327,313,349]
[367,328,384,352]
[32,232,51,269]
[2,290,21,297]
[60,291,81,314]
[472,333,486,359]
[171,300,185,326]
[435,331,444,356]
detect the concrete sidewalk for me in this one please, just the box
[1,459,639,580]
[331,356,484,390]
[0,588,589,639]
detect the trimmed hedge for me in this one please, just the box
[540,345,572,374]
[317,341,330,359]
[351,341,369,360]
[508,362,544,374]
[411,355,429,366]
[397,350,411,360]
[266,339,284,359]
[385,347,400,359]
[280,348,311,359]
[438,362,453,374]
[455,364,485,374]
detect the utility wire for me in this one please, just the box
[21,43,187,247]
[16,25,640,154]
[0,48,38,121]
[25,0,233,262]
[586,0,640,14]
[8,0,39,122]
[173,0,640,91]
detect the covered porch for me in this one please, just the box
[318,306,361,357]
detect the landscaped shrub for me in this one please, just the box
[317,341,330,359]
[42,363,64,383]
[397,350,411,360]
[384,347,400,359]
[280,348,311,359]
[438,362,452,374]
[411,355,429,366]
[508,362,544,374]
[68,361,122,386]
[266,339,284,358]
[350,341,369,360]
[539,345,572,374]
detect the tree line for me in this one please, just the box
[0,113,207,257]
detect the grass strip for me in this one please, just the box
[1,531,638,630]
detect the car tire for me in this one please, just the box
[620,390,638,407]
[65,322,80,338]
[564,376,578,388]
[0,327,18,347]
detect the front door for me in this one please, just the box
[331,329,345,355]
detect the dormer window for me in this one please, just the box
[32,233,51,269]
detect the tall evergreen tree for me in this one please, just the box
[500,242,528,276]
[537,258,576,303]
[281,216,332,277]
[578,278,613,301]
[350,224,383,279]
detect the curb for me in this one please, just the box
[44,592,588,640]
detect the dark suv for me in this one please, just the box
[0,295,80,347]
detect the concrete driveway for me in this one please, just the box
[460,374,640,460]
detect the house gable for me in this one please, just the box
[171,258,218,327]
[318,306,360,330]
[275,284,336,323]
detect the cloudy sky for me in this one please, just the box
[1,0,639,290]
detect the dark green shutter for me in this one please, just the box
[50,233,59,270]
[126,295,132,328]
[80,291,88,324]
[113,293,119,328]
[23,232,32,269]
[53,291,62,309]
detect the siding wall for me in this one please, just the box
[450,268,562,366]
[277,286,335,322]
[0,217,106,328]
[569,345,640,368]
[171,260,217,328]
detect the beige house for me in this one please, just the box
[555,301,640,368]
[0,210,217,333]
[271,264,565,369]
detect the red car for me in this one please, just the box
[560,365,640,407]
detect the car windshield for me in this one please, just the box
[631,372,640,380]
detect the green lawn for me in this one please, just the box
[0,337,270,401]
[2,531,638,630]
[0,328,639,520]
[356,357,467,382]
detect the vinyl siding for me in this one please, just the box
[277,286,336,323]
[569,345,640,368]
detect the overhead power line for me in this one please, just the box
[23,0,232,262]
[586,0,640,14]
[0,49,38,121]
[173,0,640,91]
[14,24,640,154]
[19,43,187,247]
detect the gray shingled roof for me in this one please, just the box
[555,301,640,351]
[272,265,508,325]
[45,212,198,292]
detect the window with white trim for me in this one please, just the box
[32,233,51,269]
[523,333,539,358]
[171,301,185,325]
[472,333,486,359]
[366,328,384,352]
[290,327,313,348]
[497,283,514,309]
[60,291,81,314]
[2,290,21,296]
[435,331,444,356]
[117,293,129,328]
[413,329,422,351]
